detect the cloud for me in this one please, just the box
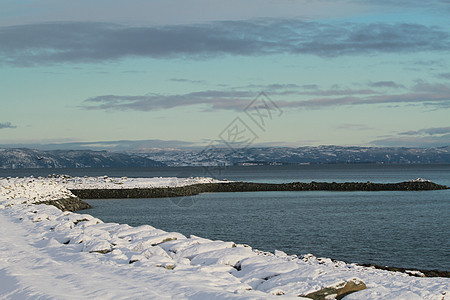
[356,0,450,10]
[245,83,376,96]
[2,0,448,29]
[0,122,16,129]
[82,81,450,112]
[169,78,207,84]
[0,139,196,151]
[438,73,450,80]
[336,123,373,130]
[83,91,254,111]
[368,81,405,89]
[398,126,450,136]
[1,20,449,66]
[372,125,450,147]
[281,81,450,109]
[371,134,450,147]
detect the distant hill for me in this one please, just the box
[136,145,450,166]
[0,148,164,169]
[1,146,449,169]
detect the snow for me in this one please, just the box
[408,178,432,183]
[52,174,230,189]
[1,176,449,299]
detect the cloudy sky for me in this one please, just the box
[1,0,449,149]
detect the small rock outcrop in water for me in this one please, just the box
[37,197,92,212]
[70,180,449,200]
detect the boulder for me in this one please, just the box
[303,278,366,300]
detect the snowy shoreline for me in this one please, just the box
[1,176,449,299]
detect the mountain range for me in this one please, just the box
[0,148,162,169]
[0,146,449,169]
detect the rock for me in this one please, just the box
[337,279,367,299]
[303,278,366,300]
[361,263,450,278]
[69,180,448,200]
[37,197,92,212]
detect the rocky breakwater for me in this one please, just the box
[0,176,93,212]
[37,196,92,212]
[69,179,449,200]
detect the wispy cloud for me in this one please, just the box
[0,122,16,129]
[83,91,254,111]
[280,82,450,109]
[244,83,376,96]
[0,139,196,151]
[399,126,450,136]
[371,134,450,147]
[368,81,405,89]
[336,123,373,130]
[1,20,449,66]
[356,0,450,10]
[438,73,450,80]
[82,81,450,112]
[372,125,450,147]
[169,78,207,84]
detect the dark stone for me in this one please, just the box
[89,249,111,254]
[302,278,367,299]
[37,197,92,212]
[73,218,90,225]
[69,180,448,200]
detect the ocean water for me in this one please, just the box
[2,164,449,270]
[3,164,450,186]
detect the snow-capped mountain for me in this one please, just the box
[135,145,450,166]
[0,148,162,169]
[1,146,449,169]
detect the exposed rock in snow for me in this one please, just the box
[302,278,367,299]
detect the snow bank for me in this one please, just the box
[408,178,432,183]
[52,174,230,190]
[0,176,448,299]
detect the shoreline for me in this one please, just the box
[1,176,449,298]
[65,180,450,278]
[358,263,449,278]
[17,196,450,278]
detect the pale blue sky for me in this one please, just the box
[0,0,449,148]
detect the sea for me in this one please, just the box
[1,164,449,271]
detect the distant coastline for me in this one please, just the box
[1,145,450,169]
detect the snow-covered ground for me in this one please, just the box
[0,176,448,299]
[53,174,230,189]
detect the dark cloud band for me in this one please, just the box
[1,20,449,66]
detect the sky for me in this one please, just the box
[0,0,449,150]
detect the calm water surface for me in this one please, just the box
[2,164,449,270]
[2,164,450,185]
[86,190,449,271]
